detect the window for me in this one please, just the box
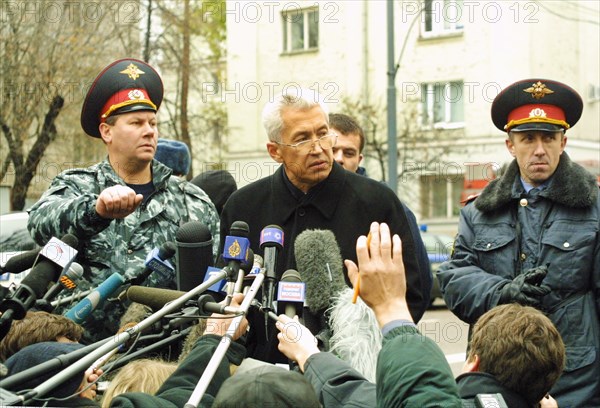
[421,81,464,128]
[282,7,319,53]
[420,173,464,218]
[422,0,464,37]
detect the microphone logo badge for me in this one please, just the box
[277,281,306,302]
[40,237,78,269]
[59,275,77,290]
[223,236,249,262]
[260,227,284,247]
[227,240,242,258]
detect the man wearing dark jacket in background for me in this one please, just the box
[438,78,600,407]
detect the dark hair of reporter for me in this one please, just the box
[0,311,84,361]
[468,304,565,406]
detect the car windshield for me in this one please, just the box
[421,233,454,256]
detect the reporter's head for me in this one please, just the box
[465,304,565,406]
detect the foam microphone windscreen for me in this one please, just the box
[126,286,185,310]
[294,229,346,313]
[176,221,214,292]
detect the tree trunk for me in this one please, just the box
[11,95,64,210]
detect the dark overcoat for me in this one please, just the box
[220,162,431,362]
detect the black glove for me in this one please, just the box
[498,265,551,307]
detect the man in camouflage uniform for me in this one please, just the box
[27,59,219,342]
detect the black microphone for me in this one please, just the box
[260,225,284,312]
[294,229,345,341]
[175,221,214,292]
[242,254,263,295]
[3,248,42,274]
[221,221,251,281]
[0,234,79,340]
[129,241,177,286]
[276,269,305,320]
[197,294,240,315]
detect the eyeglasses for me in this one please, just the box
[275,132,338,152]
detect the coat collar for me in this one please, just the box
[270,162,347,223]
[456,372,530,407]
[475,152,598,212]
[96,157,173,190]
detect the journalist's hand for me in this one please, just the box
[276,315,319,372]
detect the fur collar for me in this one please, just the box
[475,153,598,212]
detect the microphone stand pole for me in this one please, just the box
[184,268,265,408]
[13,269,229,407]
[107,327,192,371]
[0,337,111,391]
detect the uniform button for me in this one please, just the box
[486,243,491,249]
[520,253,527,261]
[563,242,570,248]
[519,198,528,207]
[298,208,306,217]
[127,249,133,254]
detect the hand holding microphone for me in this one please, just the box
[203,293,248,340]
[275,314,320,372]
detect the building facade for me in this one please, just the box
[223,0,600,234]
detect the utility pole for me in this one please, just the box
[386,0,398,194]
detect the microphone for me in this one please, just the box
[196,294,240,315]
[176,221,214,292]
[125,286,187,311]
[276,269,305,319]
[260,225,284,312]
[294,229,346,313]
[241,253,263,295]
[0,234,78,340]
[294,229,346,342]
[221,221,251,280]
[35,262,84,312]
[204,249,255,298]
[63,272,125,324]
[130,241,177,286]
[41,262,84,301]
[3,248,42,274]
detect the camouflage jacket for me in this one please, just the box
[27,158,220,341]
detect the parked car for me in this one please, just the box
[1,211,36,286]
[419,229,455,306]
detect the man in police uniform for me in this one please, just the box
[27,59,219,342]
[438,79,600,406]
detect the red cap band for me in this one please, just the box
[100,88,156,122]
[505,104,568,130]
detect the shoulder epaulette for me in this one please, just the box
[460,193,481,206]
